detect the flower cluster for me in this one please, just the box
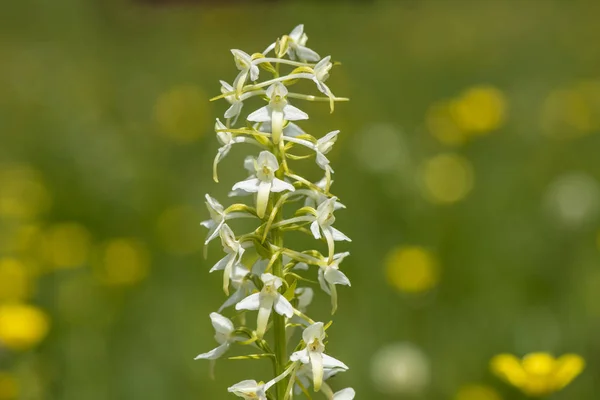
[195,25,354,399]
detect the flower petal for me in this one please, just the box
[232,178,260,193]
[324,268,351,287]
[273,293,294,318]
[322,354,349,370]
[310,351,324,391]
[256,180,272,219]
[296,45,321,62]
[210,312,234,335]
[333,388,356,400]
[210,255,230,273]
[310,221,321,239]
[271,178,295,193]
[256,294,275,338]
[290,349,310,364]
[235,293,261,311]
[247,106,271,122]
[194,342,230,360]
[330,226,351,242]
[283,104,309,121]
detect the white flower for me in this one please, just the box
[294,359,350,396]
[213,119,258,182]
[231,49,259,96]
[235,273,294,338]
[247,83,308,144]
[209,224,245,295]
[318,252,351,314]
[231,151,295,218]
[314,130,340,172]
[220,80,243,122]
[218,259,266,312]
[194,312,240,360]
[290,322,348,391]
[227,379,270,400]
[295,287,314,311]
[310,197,351,261]
[200,194,252,245]
[312,56,336,111]
[287,24,320,61]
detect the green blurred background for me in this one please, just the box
[1,0,600,399]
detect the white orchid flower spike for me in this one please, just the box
[235,273,294,338]
[231,150,295,218]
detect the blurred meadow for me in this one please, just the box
[1,0,600,399]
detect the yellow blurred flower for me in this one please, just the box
[41,222,92,269]
[0,223,42,254]
[0,165,52,220]
[541,81,600,138]
[385,246,439,293]
[450,85,507,135]
[93,238,150,286]
[426,101,469,146]
[156,205,203,255]
[420,153,474,204]
[455,384,502,400]
[154,85,209,143]
[0,372,19,400]
[491,352,585,397]
[0,258,32,302]
[0,304,50,351]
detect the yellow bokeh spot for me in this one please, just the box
[0,258,32,302]
[491,352,585,397]
[156,206,203,255]
[541,81,600,138]
[455,384,502,400]
[451,85,507,134]
[154,85,209,143]
[420,153,474,204]
[41,222,92,269]
[0,304,50,351]
[0,165,52,220]
[0,372,19,400]
[427,101,469,146]
[385,246,439,293]
[94,238,150,286]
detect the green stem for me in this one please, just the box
[271,144,288,400]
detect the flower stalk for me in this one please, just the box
[196,24,355,400]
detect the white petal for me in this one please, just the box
[210,312,234,335]
[219,288,246,313]
[318,130,340,147]
[318,269,331,295]
[310,351,324,391]
[330,226,351,242]
[271,178,295,193]
[322,354,349,370]
[310,221,321,239]
[252,259,268,275]
[283,104,309,121]
[256,294,274,338]
[284,122,306,137]
[333,388,356,400]
[302,322,325,344]
[247,106,271,122]
[316,152,331,170]
[289,24,304,40]
[324,268,351,287]
[294,262,309,271]
[273,293,294,318]
[296,45,321,62]
[235,293,261,311]
[231,178,260,193]
[210,255,230,273]
[263,42,276,55]
[194,342,230,360]
[224,101,243,119]
[290,349,310,364]
[256,180,272,219]
[249,65,260,81]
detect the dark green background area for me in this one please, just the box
[1,0,600,399]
